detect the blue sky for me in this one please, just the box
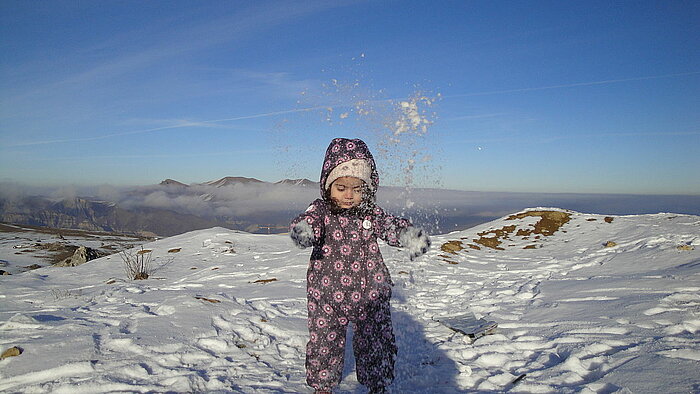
[1,0,698,194]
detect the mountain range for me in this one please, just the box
[0,177,318,237]
[3,176,699,238]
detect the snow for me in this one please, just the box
[0,224,146,275]
[1,209,699,393]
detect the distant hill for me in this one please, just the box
[0,196,220,237]
[5,177,697,239]
[159,179,189,187]
[275,178,317,187]
[0,176,319,237]
[201,177,265,187]
[161,177,316,188]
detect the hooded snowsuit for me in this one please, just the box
[290,138,413,392]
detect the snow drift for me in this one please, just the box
[0,208,698,393]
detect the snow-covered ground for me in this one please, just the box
[0,223,148,275]
[1,208,698,393]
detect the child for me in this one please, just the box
[290,138,431,393]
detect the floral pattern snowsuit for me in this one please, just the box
[291,138,412,391]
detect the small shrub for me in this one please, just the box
[121,247,153,280]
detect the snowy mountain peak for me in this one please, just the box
[201,176,265,187]
[159,179,188,187]
[275,178,317,187]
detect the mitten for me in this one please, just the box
[290,221,314,248]
[399,227,431,261]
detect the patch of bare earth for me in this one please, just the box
[440,241,464,254]
[438,210,573,255]
[505,210,572,236]
[1,222,151,271]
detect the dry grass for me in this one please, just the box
[121,247,153,280]
[439,210,574,254]
[505,210,571,236]
[1,346,22,360]
[473,237,504,250]
[440,240,464,254]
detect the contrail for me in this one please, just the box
[4,71,697,148]
[443,71,700,98]
[4,106,331,148]
[202,106,331,123]
[6,124,202,147]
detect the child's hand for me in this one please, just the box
[290,221,314,248]
[399,227,431,261]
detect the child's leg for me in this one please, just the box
[306,300,347,391]
[352,296,397,391]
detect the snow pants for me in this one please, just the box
[305,289,397,391]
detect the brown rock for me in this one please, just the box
[1,346,22,360]
[195,296,221,303]
[252,278,278,284]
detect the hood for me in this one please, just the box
[319,138,379,198]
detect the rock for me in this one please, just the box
[195,296,221,303]
[252,278,278,284]
[23,264,42,270]
[55,246,100,267]
[1,346,22,360]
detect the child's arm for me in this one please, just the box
[374,206,412,247]
[289,199,326,248]
[374,206,431,260]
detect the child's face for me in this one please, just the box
[330,177,365,209]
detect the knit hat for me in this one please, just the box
[324,159,372,191]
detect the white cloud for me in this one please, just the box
[2,181,699,234]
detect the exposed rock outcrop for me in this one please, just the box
[0,346,22,360]
[55,246,101,267]
[0,197,221,237]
